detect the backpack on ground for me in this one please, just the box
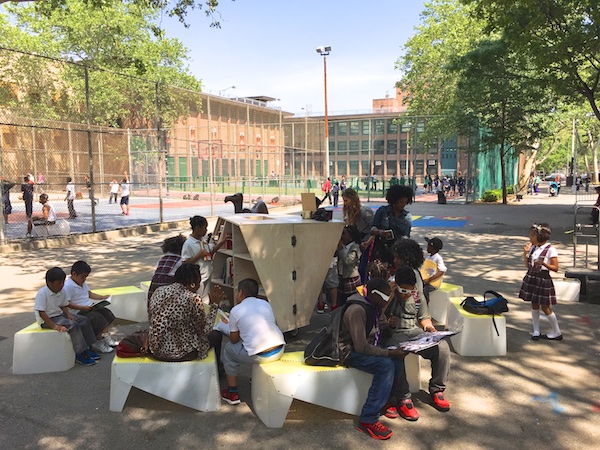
[304,299,374,366]
[461,290,508,336]
[116,329,150,357]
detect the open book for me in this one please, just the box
[90,296,111,310]
[389,331,459,353]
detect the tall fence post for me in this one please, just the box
[155,81,164,223]
[84,66,97,233]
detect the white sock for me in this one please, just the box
[531,309,540,335]
[545,312,561,338]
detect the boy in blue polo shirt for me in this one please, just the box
[34,267,101,366]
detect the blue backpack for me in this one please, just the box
[461,290,508,336]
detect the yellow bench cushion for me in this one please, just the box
[94,286,144,296]
[113,348,216,364]
[17,323,55,334]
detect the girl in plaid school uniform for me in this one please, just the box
[519,223,562,341]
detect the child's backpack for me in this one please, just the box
[461,290,508,336]
[304,299,374,366]
[116,329,150,357]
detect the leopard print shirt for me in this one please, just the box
[148,283,218,360]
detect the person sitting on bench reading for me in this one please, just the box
[34,267,101,366]
[339,277,406,440]
[220,278,285,405]
[381,266,452,420]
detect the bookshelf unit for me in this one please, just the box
[211,214,345,333]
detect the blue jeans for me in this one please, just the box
[346,351,404,423]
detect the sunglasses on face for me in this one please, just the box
[370,289,390,303]
[397,286,418,295]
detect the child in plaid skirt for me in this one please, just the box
[519,223,562,341]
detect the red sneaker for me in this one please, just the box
[221,388,240,405]
[356,421,393,440]
[398,399,420,421]
[316,304,325,314]
[431,390,450,411]
[381,402,399,419]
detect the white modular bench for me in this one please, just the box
[139,281,151,294]
[447,297,506,357]
[110,349,220,412]
[94,286,147,322]
[553,278,580,302]
[32,219,70,238]
[251,351,421,428]
[13,323,75,374]
[429,282,464,326]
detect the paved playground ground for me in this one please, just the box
[0,190,599,449]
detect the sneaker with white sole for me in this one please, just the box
[75,353,96,366]
[92,340,114,354]
[102,334,119,347]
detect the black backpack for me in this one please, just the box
[461,290,508,336]
[304,299,374,366]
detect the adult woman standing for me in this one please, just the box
[342,188,374,282]
[370,185,414,265]
[147,234,186,300]
[148,263,223,363]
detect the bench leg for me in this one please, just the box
[251,364,294,428]
[110,375,133,412]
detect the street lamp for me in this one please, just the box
[316,45,331,178]
[219,86,236,96]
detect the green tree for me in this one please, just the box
[1,0,201,128]
[0,0,225,27]
[464,0,600,121]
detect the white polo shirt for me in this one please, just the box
[34,285,68,324]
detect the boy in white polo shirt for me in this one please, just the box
[64,260,119,354]
[34,267,100,366]
[220,278,285,405]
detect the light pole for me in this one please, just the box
[316,46,331,178]
[219,85,236,96]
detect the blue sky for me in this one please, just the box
[162,0,427,115]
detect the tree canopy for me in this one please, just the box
[0,0,201,127]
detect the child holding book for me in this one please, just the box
[64,260,118,353]
[34,267,101,366]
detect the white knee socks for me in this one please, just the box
[545,312,561,338]
[531,309,540,336]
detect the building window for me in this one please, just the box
[400,139,407,152]
[337,161,346,176]
[375,119,385,135]
[349,141,360,153]
[362,121,371,135]
[349,160,359,176]
[328,122,335,136]
[387,139,397,154]
[361,140,370,151]
[350,121,360,135]
[329,140,335,152]
[388,119,398,134]
[338,141,347,154]
[401,122,411,133]
[338,122,347,135]
[374,139,385,154]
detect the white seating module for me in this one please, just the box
[110,349,220,412]
[94,286,147,322]
[447,297,506,357]
[251,351,421,428]
[429,282,464,326]
[13,323,75,374]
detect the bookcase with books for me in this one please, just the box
[211,214,344,333]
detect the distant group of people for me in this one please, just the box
[0,171,132,237]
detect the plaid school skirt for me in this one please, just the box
[339,275,361,294]
[519,268,556,305]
